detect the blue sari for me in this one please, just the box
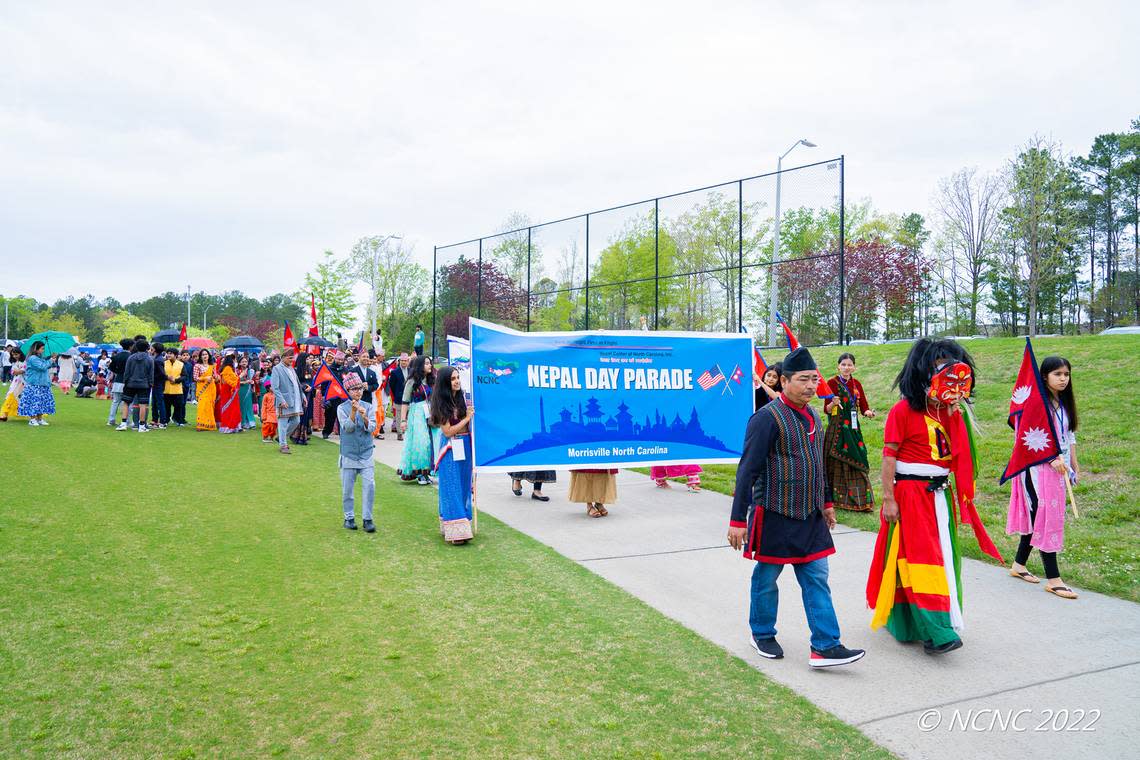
[435,429,473,542]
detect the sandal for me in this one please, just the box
[586,504,603,518]
[655,480,671,489]
[1009,568,1040,584]
[596,504,609,517]
[1045,585,1078,599]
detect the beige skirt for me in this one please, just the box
[568,472,617,504]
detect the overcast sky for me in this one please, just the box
[3,0,1136,314]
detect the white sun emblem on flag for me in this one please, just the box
[1021,427,1051,452]
[1011,385,1031,404]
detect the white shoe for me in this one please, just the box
[29,420,39,426]
[116,422,130,431]
[137,426,148,433]
[38,419,49,426]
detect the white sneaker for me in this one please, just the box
[29,420,39,426]
[38,419,49,426]
[137,426,148,433]
[116,422,130,431]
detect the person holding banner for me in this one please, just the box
[823,353,876,512]
[866,338,1003,656]
[429,366,475,543]
[727,347,865,668]
[398,355,436,484]
[1007,355,1080,599]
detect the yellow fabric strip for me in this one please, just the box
[897,560,950,596]
[870,524,900,630]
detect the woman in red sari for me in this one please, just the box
[217,354,244,434]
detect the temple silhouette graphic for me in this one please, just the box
[489,396,734,462]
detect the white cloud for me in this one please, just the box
[2,0,1136,316]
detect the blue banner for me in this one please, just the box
[469,318,754,472]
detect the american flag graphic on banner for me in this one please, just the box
[697,364,725,390]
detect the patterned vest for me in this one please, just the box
[751,399,826,520]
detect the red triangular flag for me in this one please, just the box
[1000,338,1061,484]
[775,313,831,398]
[283,321,297,353]
[308,294,319,336]
[178,323,187,342]
[312,361,348,401]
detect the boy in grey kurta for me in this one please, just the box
[338,373,377,532]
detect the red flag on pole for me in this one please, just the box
[1000,338,1061,484]
[312,361,348,402]
[308,294,319,336]
[178,323,187,342]
[283,321,297,353]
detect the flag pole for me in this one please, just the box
[1063,465,1080,519]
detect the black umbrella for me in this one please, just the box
[152,329,182,344]
[223,335,265,350]
[298,335,335,348]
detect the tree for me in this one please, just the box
[101,311,160,343]
[216,316,279,341]
[29,311,86,340]
[436,256,523,339]
[0,296,42,339]
[894,213,931,336]
[1003,138,1081,335]
[488,212,535,289]
[933,168,1004,333]
[296,250,356,336]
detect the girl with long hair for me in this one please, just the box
[1006,356,1080,599]
[397,355,436,484]
[429,366,475,543]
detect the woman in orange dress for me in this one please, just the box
[194,350,218,431]
[217,354,243,434]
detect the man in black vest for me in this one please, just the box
[727,347,865,669]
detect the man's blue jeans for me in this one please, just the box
[749,557,842,651]
[151,386,166,424]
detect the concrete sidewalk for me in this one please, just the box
[362,432,1139,759]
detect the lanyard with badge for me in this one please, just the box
[838,377,858,430]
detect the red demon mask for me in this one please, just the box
[928,361,972,405]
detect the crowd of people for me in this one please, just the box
[3,333,1085,657]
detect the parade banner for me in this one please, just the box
[469,318,753,472]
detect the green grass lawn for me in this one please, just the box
[658,335,1140,602]
[0,392,890,759]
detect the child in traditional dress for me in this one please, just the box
[1007,356,1080,599]
[260,378,278,442]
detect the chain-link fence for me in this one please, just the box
[433,157,845,354]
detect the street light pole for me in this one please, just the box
[186,286,191,328]
[370,234,402,348]
[203,304,212,331]
[769,138,816,345]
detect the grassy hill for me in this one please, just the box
[690,335,1140,602]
